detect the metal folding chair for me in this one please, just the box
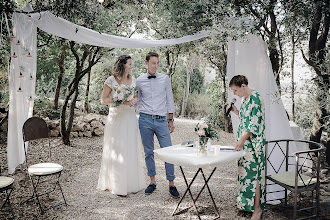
[265,139,324,220]
[0,159,15,219]
[22,116,67,214]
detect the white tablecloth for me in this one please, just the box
[154,145,245,169]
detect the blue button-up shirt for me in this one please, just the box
[136,72,175,116]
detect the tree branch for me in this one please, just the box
[37,35,52,47]
[300,49,314,67]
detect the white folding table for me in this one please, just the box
[154,145,245,219]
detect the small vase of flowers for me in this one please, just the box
[195,123,219,156]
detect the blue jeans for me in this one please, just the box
[138,113,175,181]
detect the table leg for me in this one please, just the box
[172,167,201,218]
[200,169,221,217]
[172,167,220,219]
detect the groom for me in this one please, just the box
[136,52,180,198]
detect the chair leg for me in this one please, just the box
[293,191,297,220]
[316,185,320,218]
[7,189,15,220]
[57,180,67,206]
[27,173,67,214]
[1,188,15,219]
[30,176,44,214]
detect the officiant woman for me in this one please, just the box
[229,75,266,220]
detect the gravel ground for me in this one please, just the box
[0,119,329,219]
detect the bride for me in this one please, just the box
[97,55,145,196]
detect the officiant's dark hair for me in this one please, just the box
[146,52,159,61]
[229,75,248,87]
[113,55,131,79]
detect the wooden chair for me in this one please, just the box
[22,116,67,214]
[265,139,324,220]
[0,159,15,219]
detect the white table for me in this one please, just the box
[154,145,245,219]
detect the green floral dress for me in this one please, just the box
[236,91,266,212]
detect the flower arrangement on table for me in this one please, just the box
[112,84,137,107]
[195,123,219,155]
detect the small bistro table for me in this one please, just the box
[154,145,245,219]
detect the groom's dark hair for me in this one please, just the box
[146,52,159,61]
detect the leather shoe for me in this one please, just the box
[169,186,180,198]
[145,184,156,195]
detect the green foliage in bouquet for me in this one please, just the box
[194,123,219,140]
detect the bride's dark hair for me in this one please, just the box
[112,55,131,79]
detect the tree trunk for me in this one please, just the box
[60,41,103,145]
[54,38,67,110]
[60,86,74,145]
[84,54,92,113]
[301,0,329,151]
[291,33,295,121]
[309,78,328,146]
[181,69,191,117]
[268,8,281,89]
[61,71,81,145]
[222,75,230,132]
[165,48,180,80]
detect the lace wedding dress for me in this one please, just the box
[97,76,145,195]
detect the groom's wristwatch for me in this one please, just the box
[167,118,174,122]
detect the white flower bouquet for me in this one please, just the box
[112,84,136,107]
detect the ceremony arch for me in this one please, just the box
[7,9,210,174]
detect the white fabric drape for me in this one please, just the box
[227,34,296,202]
[8,12,37,174]
[28,11,210,48]
[7,11,211,174]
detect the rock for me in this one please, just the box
[48,119,59,129]
[77,122,88,131]
[101,116,107,125]
[50,129,60,137]
[320,198,330,209]
[93,128,103,136]
[320,177,330,184]
[72,123,80,132]
[321,169,328,176]
[83,131,93,138]
[83,113,99,123]
[91,120,103,129]
[78,131,84,137]
[70,131,78,138]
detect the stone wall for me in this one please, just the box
[45,113,106,138]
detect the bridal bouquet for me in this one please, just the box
[112,84,136,107]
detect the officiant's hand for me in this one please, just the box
[230,105,239,116]
[234,132,252,151]
[234,138,244,151]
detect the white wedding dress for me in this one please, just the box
[97,76,145,195]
